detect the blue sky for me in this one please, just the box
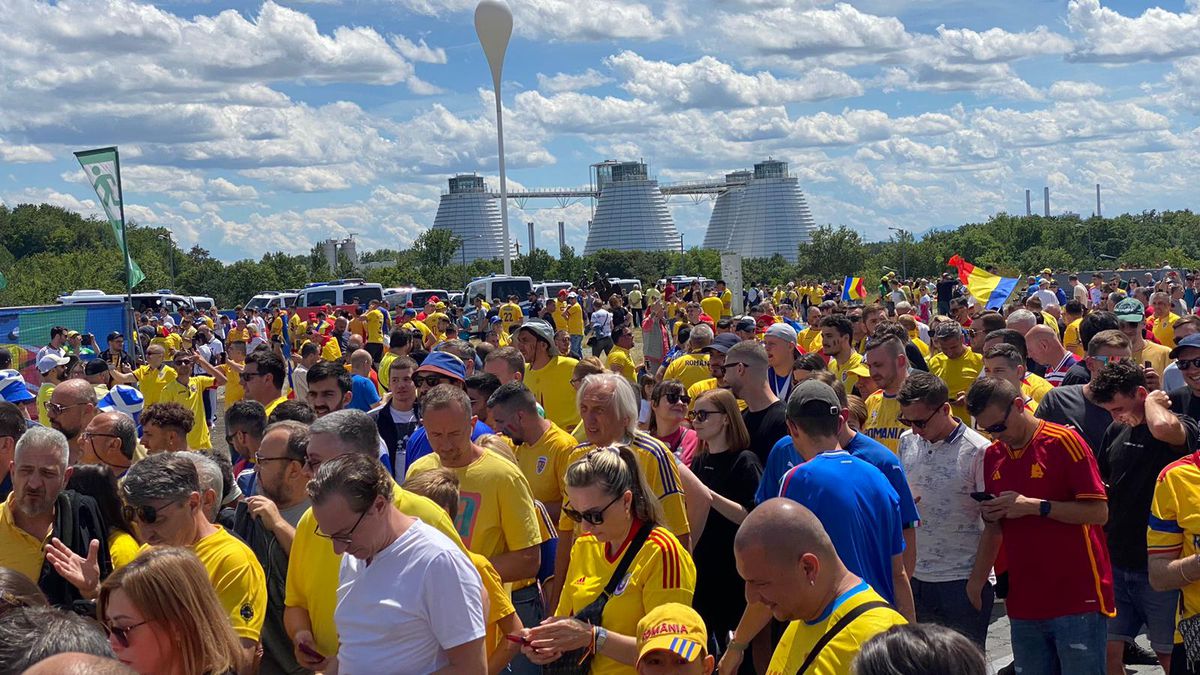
[2,0,1199,261]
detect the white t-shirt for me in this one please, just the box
[1072,283,1088,305]
[1034,289,1060,308]
[335,520,484,675]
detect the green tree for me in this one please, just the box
[413,228,463,269]
[797,225,866,280]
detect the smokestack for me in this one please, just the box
[1096,184,1101,218]
[527,221,535,253]
[558,221,565,252]
[1043,187,1050,217]
[1025,189,1031,217]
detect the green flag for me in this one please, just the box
[0,269,6,291]
[74,147,145,288]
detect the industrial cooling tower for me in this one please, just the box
[433,175,508,264]
[702,170,752,250]
[583,161,681,255]
[725,160,815,262]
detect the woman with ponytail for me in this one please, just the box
[521,445,697,674]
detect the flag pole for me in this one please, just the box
[113,148,138,360]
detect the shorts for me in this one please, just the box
[1107,564,1179,655]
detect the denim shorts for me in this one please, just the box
[1107,564,1180,654]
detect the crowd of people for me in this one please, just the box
[2,264,1200,674]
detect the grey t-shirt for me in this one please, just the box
[1034,384,1112,456]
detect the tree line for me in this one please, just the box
[1,202,1198,309]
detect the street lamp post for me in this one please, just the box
[888,227,908,280]
[158,232,175,286]
[475,0,514,276]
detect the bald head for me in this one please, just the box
[52,379,97,406]
[735,498,835,564]
[23,652,135,675]
[1025,324,1066,367]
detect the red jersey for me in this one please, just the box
[984,420,1114,621]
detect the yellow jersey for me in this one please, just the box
[564,303,585,335]
[0,495,48,582]
[1149,453,1200,642]
[829,351,870,396]
[1064,318,1084,357]
[285,483,465,656]
[36,383,54,427]
[109,529,140,570]
[133,365,178,407]
[1022,374,1053,405]
[379,351,397,388]
[161,375,215,450]
[910,337,931,358]
[797,327,823,354]
[499,303,524,334]
[468,551,516,661]
[929,350,983,423]
[227,327,249,343]
[1152,313,1181,349]
[686,379,747,412]
[556,526,696,675]
[863,391,905,454]
[663,351,711,390]
[402,320,433,344]
[271,316,284,339]
[525,356,581,430]
[605,345,637,383]
[1136,341,1174,378]
[767,582,906,675]
[220,362,244,406]
[720,288,734,317]
[514,423,578,507]
[365,309,385,344]
[320,336,342,362]
[700,296,723,321]
[562,432,689,538]
[184,526,267,641]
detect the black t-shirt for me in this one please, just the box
[936,280,957,312]
[1170,386,1200,421]
[1099,418,1198,570]
[742,401,789,464]
[1034,384,1112,456]
[690,449,763,630]
[904,342,928,372]
[1060,361,1092,386]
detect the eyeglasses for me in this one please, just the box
[1179,358,1200,371]
[411,375,449,388]
[104,620,150,648]
[975,407,1014,435]
[562,493,623,526]
[45,401,87,416]
[687,409,725,423]
[898,407,942,429]
[315,509,368,545]
[80,431,120,443]
[662,392,690,405]
[254,452,301,465]
[122,500,184,525]
[1090,355,1131,366]
[708,363,726,375]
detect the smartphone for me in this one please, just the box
[297,642,325,660]
[1146,361,1153,369]
[970,491,996,502]
[505,634,532,646]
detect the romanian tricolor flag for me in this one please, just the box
[948,255,1019,311]
[841,277,867,302]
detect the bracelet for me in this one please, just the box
[1183,556,1199,584]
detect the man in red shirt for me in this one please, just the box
[967,376,1113,675]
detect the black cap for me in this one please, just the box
[106,331,125,342]
[84,360,110,376]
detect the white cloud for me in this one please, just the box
[1048,80,1105,100]
[1067,0,1200,62]
[0,139,53,163]
[536,69,613,94]
[390,35,447,64]
[388,0,681,41]
[207,177,259,201]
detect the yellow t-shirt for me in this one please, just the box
[829,351,871,397]
[406,451,542,565]
[133,365,178,407]
[271,316,284,339]
[499,303,524,334]
[720,289,733,317]
[320,336,342,362]
[228,327,249,343]
[562,432,689,539]
[1148,454,1200,642]
[797,328,823,354]
[605,346,637,383]
[686,379,747,412]
[525,356,581,430]
[515,423,578,508]
[910,337,931,358]
[1136,341,1174,378]
[556,526,696,675]
[1153,314,1182,349]
[402,319,433,344]
[863,391,905,454]
[378,351,398,389]
[663,351,711,390]
[109,529,140,570]
[929,350,983,423]
[365,309,385,345]
[285,483,465,656]
[347,316,365,341]
[183,526,267,641]
[36,383,54,427]
[264,396,288,418]
[468,551,516,660]
[161,375,215,450]
[220,362,244,406]
[768,583,906,675]
[1064,318,1084,357]
[1022,374,1054,405]
[289,313,306,345]
[564,303,585,336]
[0,495,48,582]
[700,296,723,321]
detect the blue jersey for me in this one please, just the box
[348,374,381,412]
[779,451,905,602]
[757,433,921,530]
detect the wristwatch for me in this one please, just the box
[1039,500,1052,517]
[595,627,609,653]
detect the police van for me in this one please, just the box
[464,274,533,305]
[293,279,383,312]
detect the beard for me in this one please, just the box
[16,490,55,518]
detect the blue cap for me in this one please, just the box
[417,351,466,382]
[1171,333,1200,359]
[703,333,742,355]
[0,369,35,404]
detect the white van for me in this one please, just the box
[244,291,297,312]
[293,279,383,310]
[464,274,534,305]
[534,281,573,299]
[607,278,643,295]
[190,296,216,311]
[383,288,450,308]
[58,290,195,314]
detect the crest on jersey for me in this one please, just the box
[536,456,548,475]
[1030,463,1045,479]
[614,573,632,596]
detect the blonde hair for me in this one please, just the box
[573,356,606,381]
[565,445,664,526]
[404,468,461,521]
[98,547,242,675]
[692,388,750,461]
[474,433,518,464]
[846,394,868,431]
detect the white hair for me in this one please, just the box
[1006,309,1037,330]
[577,373,639,439]
[14,426,68,467]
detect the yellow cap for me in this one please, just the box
[1040,268,1052,275]
[636,603,707,665]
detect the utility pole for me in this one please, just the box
[888,227,908,280]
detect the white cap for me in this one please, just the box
[764,322,798,346]
[37,353,70,374]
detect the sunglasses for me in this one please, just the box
[104,620,150,648]
[898,407,941,429]
[662,392,690,405]
[1090,355,1131,366]
[46,401,88,416]
[974,407,1014,435]
[687,409,725,423]
[1179,358,1200,371]
[315,508,367,545]
[411,375,450,388]
[562,493,623,526]
[122,500,184,525]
